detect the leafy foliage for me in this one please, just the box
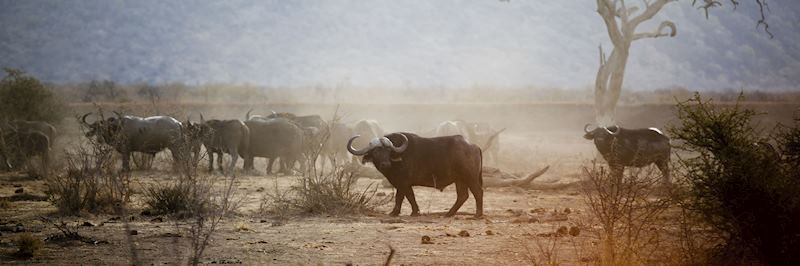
[0,68,64,124]
[669,93,800,265]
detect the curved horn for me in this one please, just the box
[80,112,92,125]
[604,126,621,135]
[387,133,409,153]
[199,113,205,123]
[346,135,371,156]
[245,109,253,120]
[584,123,593,133]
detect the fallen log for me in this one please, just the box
[483,166,550,188]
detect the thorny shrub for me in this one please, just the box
[669,93,800,265]
[46,115,127,215]
[581,161,674,266]
[261,111,389,216]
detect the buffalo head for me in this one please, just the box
[583,123,620,141]
[81,112,123,144]
[347,134,408,169]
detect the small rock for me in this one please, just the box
[376,192,386,197]
[129,230,138,235]
[255,187,265,192]
[569,226,581,237]
[150,217,163,223]
[14,188,23,194]
[556,226,568,236]
[564,208,572,214]
[82,221,95,227]
[458,230,470,237]
[140,210,152,216]
[259,220,267,223]
[421,235,434,244]
[12,184,21,188]
[485,230,494,236]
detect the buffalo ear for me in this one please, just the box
[390,154,403,162]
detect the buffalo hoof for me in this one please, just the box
[388,211,400,217]
[410,212,420,217]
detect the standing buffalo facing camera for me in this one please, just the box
[347,132,484,218]
[583,124,671,184]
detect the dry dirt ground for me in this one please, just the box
[0,102,797,265]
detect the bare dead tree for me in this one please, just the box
[593,0,770,126]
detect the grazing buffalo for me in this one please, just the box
[243,117,305,175]
[321,122,353,168]
[347,132,484,217]
[583,124,671,184]
[81,112,189,172]
[436,120,504,166]
[193,115,250,176]
[465,122,504,166]
[0,120,56,171]
[435,121,470,142]
[0,123,51,174]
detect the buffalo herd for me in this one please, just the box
[0,108,674,217]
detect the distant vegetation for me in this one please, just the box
[47,80,800,105]
[0,68,65,123]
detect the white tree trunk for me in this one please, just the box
[594,0,676,126]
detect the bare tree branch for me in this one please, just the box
[633,20,677,40]
[629,0,676,29]
[597,0,625,46]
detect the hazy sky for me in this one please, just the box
[1,0,798,90]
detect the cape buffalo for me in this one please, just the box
[584,124,671,184]
[0,123,50,174]
[193,115,250,176]
[0,120,55,173]
[81,112,189,172]
[243,117,305,175]
[436,120,504,166]
[322,122,353,169]
[347,132,484,217]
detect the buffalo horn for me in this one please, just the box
[605,126,621,135]
[80,112,92,125]
[245,109,254,121]
[584,123,593,133]
[388,133,409,153]
[346,135,371,156]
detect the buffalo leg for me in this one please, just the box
[216,151,224,173]
[389,188,405,216]
[41,152,49,178]
[266,158,275,175]
[656,160,671,185]
[207,150,215,172]
[468,181,484,218]
[446,182,470,217]
[121,152,131,172]
[228,150,239,177]
[404,187,420,216]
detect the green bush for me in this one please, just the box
[670,93,800,265]
[0,68,64,123]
